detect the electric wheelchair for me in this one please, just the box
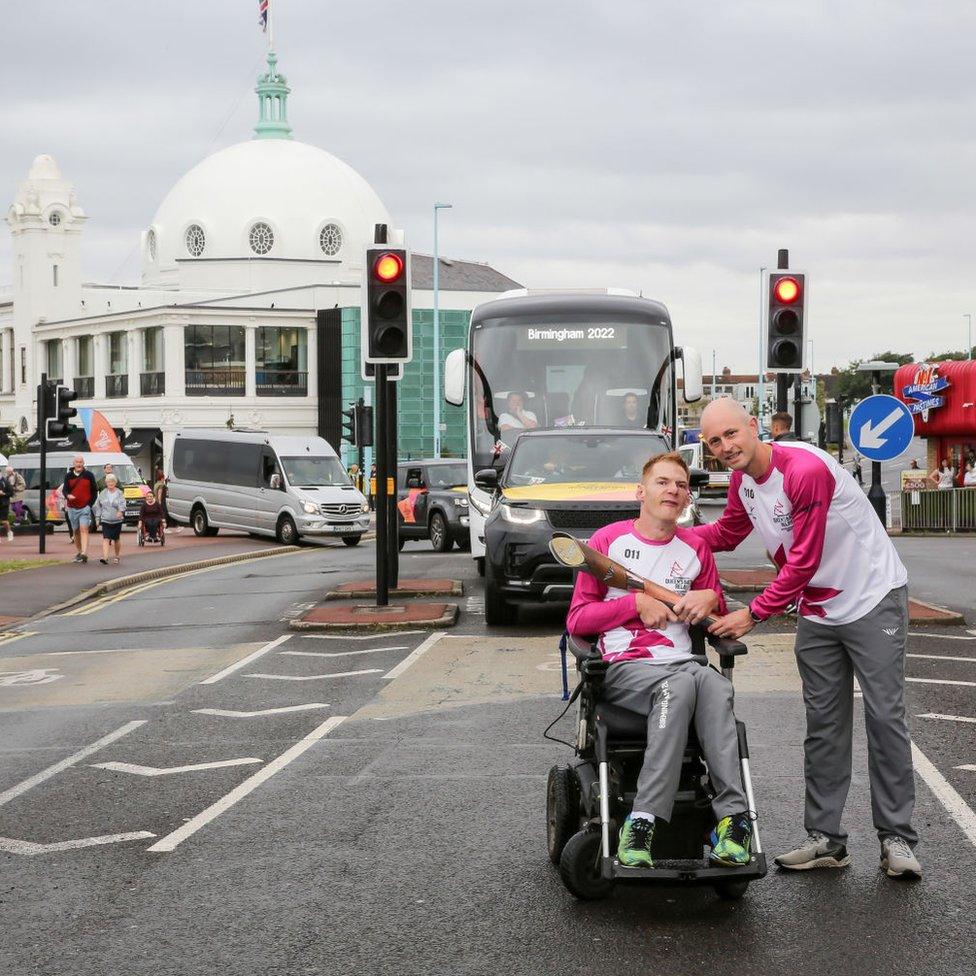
[547,626,767,900]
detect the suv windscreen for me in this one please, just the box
[504,433,668,487]
[281,456,350,487]
[426,463,467,489]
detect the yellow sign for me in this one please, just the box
[502,482,638,503]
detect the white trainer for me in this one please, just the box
[881,837,922,879]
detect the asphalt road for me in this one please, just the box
[1,536,975,975]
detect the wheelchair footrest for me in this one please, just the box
[605,853,767,884]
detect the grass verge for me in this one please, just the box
[0,559,60,575]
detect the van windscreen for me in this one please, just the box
[281,456,350,487]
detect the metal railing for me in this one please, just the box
[140,371,165,396]
[184,368,246,396]
[901,487,976,532]
[105,374,128,398]
[256,369,308,396]
[74,376,94,399]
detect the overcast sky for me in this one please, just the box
[3,1,975,372]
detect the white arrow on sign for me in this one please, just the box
[91,757,263,776]
[858,407,905,449]
[0,831,155,855]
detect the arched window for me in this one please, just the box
[249,222,274,255]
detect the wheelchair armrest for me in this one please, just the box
[565,632,601,661]
[706,633,748,656]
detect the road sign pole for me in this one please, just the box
[867,367,885,524]
[375,364,389,606]
[37,373,47,554]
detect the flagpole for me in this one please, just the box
[268,0,274,51]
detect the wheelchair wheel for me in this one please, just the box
[713,880,749,901]
[546,765,579,864]
[559,829,613,900]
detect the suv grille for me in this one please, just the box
[320,503,359,521]
[545,507,640,531]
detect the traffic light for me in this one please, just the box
[356,404,374,447]
[825,400,843,445]
[362,246,411,364]
[46,383,77,439]
[766,272,806,373]
[341,403,357,446]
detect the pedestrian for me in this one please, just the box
[964,462,976,487]
[154,466,179,532]
[929,458,955,490]
[0,468,12,542]
[909,459,920,470]
[368,462,377,511]
[770,411,797,441]
[348,462,361,493]
[852,454,864,486]
[4,465,26,538]
[691,398,921,879]
[94,473,126,565]
[62,455,98,563]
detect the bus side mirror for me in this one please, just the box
[677,346,703,403]
[474,468,498,491]
[444,348,465,405]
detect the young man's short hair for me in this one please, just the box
[771,411,793,431]
[641,451,690,482]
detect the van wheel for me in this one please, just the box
[276,515,299,546]
[192,506,218,537]
[342,535,361,547]
[429,512,452,552]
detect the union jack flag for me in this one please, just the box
[259,0,269,31]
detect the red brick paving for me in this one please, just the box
[329,578,461,599]
[292,601,458,630]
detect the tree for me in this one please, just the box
[834,351,914,401]
[924,348,975,361]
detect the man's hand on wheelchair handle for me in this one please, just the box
[671,588,719,625]
[635,593,678,630]
[707,607,755,639]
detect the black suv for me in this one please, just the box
[477,428,706,625]
[396,459,471,552]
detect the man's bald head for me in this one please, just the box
[699,397,763,474]
[700,397,752,434]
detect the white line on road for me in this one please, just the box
[282,646,408,659]
[192,703,331,718]
[91,758,263,776]
[199,635,292,684]
[917,713,976,724]
[957,764,976,772]
[0,831,156,856]
[295,631,426,641]
[245,669,383,681]
[912,741,976,849]
[0,720,147,808]
[907,677,976,687]
[384,631,447,680]
[908,653,976,663]
[147,715,347,853]
[909,632,976,640]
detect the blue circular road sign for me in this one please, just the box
[848,394,915,463]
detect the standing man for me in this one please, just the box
[62,455,98,564]
[688,399,921,879]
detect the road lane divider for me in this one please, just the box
[907,677,976,687]
[192,703,331,718]
[911,741,976,849]
[295,631,426,641]
[91,758,263,777]
[908,653,976,662]
[147,715,347,853]
[244,668,383,681]
[199,634,291,684]
[0,720,147,808]
[282,646,409,659]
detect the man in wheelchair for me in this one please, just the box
[566,451,752,870]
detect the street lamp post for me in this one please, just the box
[432,203,453,458]
[965,313,972,360]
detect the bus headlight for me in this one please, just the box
[499,503,546,526]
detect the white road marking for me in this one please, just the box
[40,647,142,656]
[908,653,976,663]
[282,646,408,659]
[0,831,156,855]
[245,669,383,681]
[957,764,976,772]
[192,703,331,718]
[199,635,292,684]
[917,713,976,725]
[295,631,425,641]
[907,677,976,687]
[0,668,63,686]
[0,720,147,808]
[909,632,976,641]
[912,741,976,849]
[0,631,34,647]
[147,715,347,853]
[384,631,447,680]
[91,758,263,776]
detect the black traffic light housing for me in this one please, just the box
[362,246,411,364]
[356,404,374,448]
[766,272,806,373]
[46,382,78,439]
[341,403,358,446]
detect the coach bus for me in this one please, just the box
[443,288,704,577]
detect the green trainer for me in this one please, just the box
[710,814,753,867]
[617,815,654,868]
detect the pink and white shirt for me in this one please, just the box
[694,442,907,626]
[567,521,726,665]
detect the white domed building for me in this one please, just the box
[0,52,519,474]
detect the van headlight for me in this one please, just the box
[302,501,318,515]
[498,503,546,525]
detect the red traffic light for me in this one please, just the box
[373,252,404,283]
[773,276,801,304]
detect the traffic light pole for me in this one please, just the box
[387,378,399,590]
[356,396,366,491]
[374,365,390,606]
[37,373,48,554]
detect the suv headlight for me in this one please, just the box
[302,501,318,515]
[453,496,468,508]
[361,502,369,513]
[498,503,546,525]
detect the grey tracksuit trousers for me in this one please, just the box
[602,659,747,822]
[794,585,917,846]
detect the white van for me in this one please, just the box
[166,430,370,546]
[677,440,732,497]
[11,450,149,523]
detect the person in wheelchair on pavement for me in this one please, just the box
[566,451,753,869]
